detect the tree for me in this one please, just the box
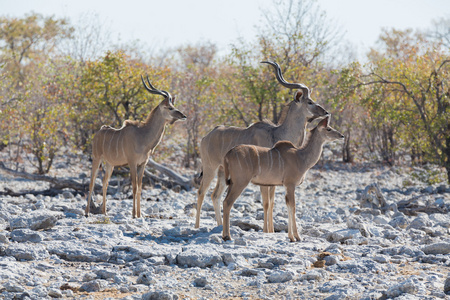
[76,50,168,152]
[362,29,450,181]
[174,42,219,168]
[228,0,343,129]
[0,13,73,82]
[0,14,73,174]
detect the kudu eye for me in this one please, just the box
[307,100,313,105]
[168,107,174,111]
[326,128,331,131]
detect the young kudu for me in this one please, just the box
[195,61,329,232]
[85,76,186,218]
[222,116,344,242]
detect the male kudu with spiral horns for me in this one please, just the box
[195,61,329,232]
[85,76,186,218]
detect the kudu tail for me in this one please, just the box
[193,169,203,187]
[224,156,231,186]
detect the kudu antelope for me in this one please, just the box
[195,61,328,232]
[222,116,344,242]
[85,76,187,218]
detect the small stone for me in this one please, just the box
[444,275,450,295]
[389,215,410,229]
[373,255,389,264]
[313,260,326,268]
[82,272,97,282]
[385,276,422,298]
[176,247,223,268]
[79,279,107,292]
[142,291,178,300]
[267,271,293,283]
[324,255,339,266]
[437,185,448,194]
[422,243,450,255]
[234,238,247,246]
[136,272,154,285]
[10,228,43,243]
[5,281,24,292]
[62,191,74,199]
[194,276,208,288]
[420,186,434,194]
[48,288,63,298]
[300,270,327,281]
[408,216,432,230]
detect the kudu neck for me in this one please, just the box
[141,105,168,139]
[276,110,308,147]
[297,128,326,169]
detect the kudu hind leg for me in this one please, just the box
[195,167,216,228]
[135,163,146,218]
[222,182,247,241]
[86,158,101,217]
[102,163,114,215]
[268,186,276,233]
[211,167,227,226]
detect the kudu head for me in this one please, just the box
[314,116,345,142]
[141,75,187,124]
[261,61,328,122]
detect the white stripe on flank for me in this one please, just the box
[221,134,224,157]
[269,150,273,172]
[121,138,126,160]
[102,131,107,155]
[108,130,115,158]
[226,132,235,154]
[274,148,282,173]
[253,146,261,175]
[247,147,253,170]
[116,130,123,159]
[235,151,243,171]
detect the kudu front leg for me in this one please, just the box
[85,158,101,217]
[195,167,216,228]
[129,165,139,218]
[135,163,147,218]
[285,186,301,242]
[261,186,276,233]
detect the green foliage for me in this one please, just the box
[92,216,111,224]
[410,167,447,185]
[361,28,450,176]
[1,11,449,181]
[0,13,73,81]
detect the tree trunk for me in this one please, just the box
[342,128,353,163]
[445,124,450,184]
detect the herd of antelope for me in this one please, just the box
[85,61,344,242]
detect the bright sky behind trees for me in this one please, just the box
[1,0,449,58]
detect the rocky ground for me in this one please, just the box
[0,153,450,300]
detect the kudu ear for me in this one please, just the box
[171,95,176,105]
[294,90,303,102]
[318,116,329,128]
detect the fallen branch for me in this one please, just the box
[0,161,91,192]
[359,182,448,216]
[0,159,193,196]
[147,158,192,191]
